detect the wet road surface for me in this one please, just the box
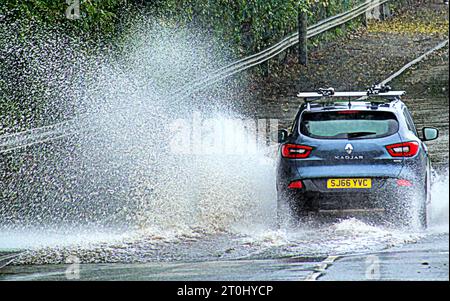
[0,232,447,281]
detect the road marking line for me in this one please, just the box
[304,255,340,281]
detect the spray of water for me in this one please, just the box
[429,170,449,232]
[0,16,277,246]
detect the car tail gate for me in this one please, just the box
[304,139,400,162]
[294,110,405,178]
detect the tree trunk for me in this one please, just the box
[298,10,308,66]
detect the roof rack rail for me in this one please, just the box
[297,86,406,102]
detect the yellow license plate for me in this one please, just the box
[327,178,372,189]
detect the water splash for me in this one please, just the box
[0,16,276,243]
[429,170,449,232]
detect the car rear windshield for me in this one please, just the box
[300,111,399,139]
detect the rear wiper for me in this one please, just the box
[347,132,377,139]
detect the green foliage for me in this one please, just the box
[0,0,126,37]
[0,0,366,54]
[149,0,366,55]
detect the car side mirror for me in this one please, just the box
[270,129,289,143]
[422,127,439,141]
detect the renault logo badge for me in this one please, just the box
[345,144,354,155]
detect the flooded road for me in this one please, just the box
[0,226,448,281]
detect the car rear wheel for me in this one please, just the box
[385,184,428,229]
[418,177,429,229]
[418,197,427,229]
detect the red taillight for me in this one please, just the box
[397,179,413,187]
[386,141,419,157]
[288,180,304,189]
[281,144,313,159]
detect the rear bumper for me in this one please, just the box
[302,177,392,193]
[279,178,419,211]
[285,191,388,210]
[279,177,411,193]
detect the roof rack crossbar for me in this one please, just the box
[297,91,406,100]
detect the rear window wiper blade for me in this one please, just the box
[347,132,377,139]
